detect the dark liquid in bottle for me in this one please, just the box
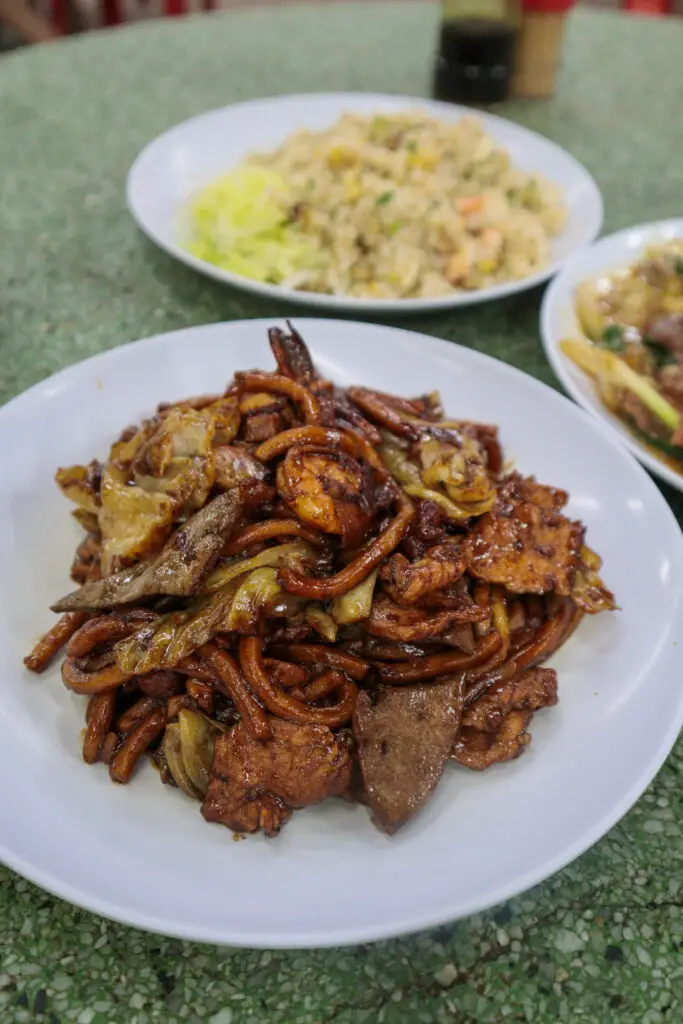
[434,19,516,106]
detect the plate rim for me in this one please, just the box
[540,216,683,495]
[2,317,683,948]
[126,90,604,315]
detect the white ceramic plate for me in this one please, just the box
[126,92,603,314]
[541,218,683,494]
[2,319,682,949]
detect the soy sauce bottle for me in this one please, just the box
[434,0,519,106]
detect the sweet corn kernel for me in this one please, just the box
[476,258,498,274]
[342,171,362,201]
[327,145,356,169]
[407,150,438,171]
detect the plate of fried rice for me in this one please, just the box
[127,93,603,314]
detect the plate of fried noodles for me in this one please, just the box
[2,319,682,947]
[127,93,602,314]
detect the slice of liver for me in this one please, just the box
[353,675,464,834]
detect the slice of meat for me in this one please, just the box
[440,622,476,653]
[400,499,448,560]
[353,675,465,834]
[463,501,584,596]
[212,445,268,491]
[657,363,683,409]
[647,313,683,356]
[418,577,485,616]
[496,472,569,513]
[243,412,285,443]
[201,718,352,837]
[366,595,480,642]
[53,491,242,612]
[380,543,465,606]
[453,710,532,771]
[572,554,616,615]
[620,389,668,438]
[462,667,558,732]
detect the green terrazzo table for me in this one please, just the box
[2,5,683,1022]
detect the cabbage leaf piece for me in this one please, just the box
[99,465,175,576]
[133,408,216,515]
[55,463,101,515]
[115,547,313,674]
[419,437,495,516]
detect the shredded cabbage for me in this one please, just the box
[186,167,322,284]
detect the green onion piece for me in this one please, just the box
[614,360,680,432]
[600,325,625,352]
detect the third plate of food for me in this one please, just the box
[541,217,683,492]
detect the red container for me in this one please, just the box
[622,0,673,12]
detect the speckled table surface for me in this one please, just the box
[2,5,683,1022]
